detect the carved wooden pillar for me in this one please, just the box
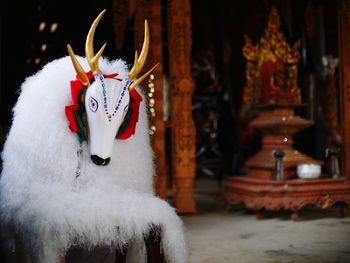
[168,0,196,213]
[148,0,167,199]
[339,0,350,179]
[134,0,168,199]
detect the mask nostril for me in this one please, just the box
[91,155,111,166]
[103,158,111,166]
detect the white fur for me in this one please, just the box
[0,57,187,262]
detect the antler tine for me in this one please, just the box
[131,51,139,75]
[67,44,90,86]
[91,43,107,66]
[128,63,159,91]
[86,9,106,74]
[128,20,149,79]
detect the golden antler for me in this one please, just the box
[86,9,107,74]
[67,11,158,89]
[128,20,149,79]
[67,44,90,86]
[67,10,107,84]
[128,20,159,91]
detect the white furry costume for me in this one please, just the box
[0,57,187,263]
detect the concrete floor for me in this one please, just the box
[182,178,350,263]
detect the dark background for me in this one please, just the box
[0,0,340,178]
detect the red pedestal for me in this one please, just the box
[245,105,320,180]
[225,176,350,220]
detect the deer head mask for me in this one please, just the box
[67,10,158,166]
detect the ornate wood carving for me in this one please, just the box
[168,0,196,213]
[243,6,301,105]
[245,106,317,180]
[226,177,350,220]
[133,0,168,199]
[242,7,317,180]
[339,0,350,179]
[225,4,350,219]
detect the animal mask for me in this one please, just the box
[66,10,158,166]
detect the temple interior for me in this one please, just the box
[1,0,350,262]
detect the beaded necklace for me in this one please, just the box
[96,74,130,122]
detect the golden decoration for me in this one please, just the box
[67,10,158,90]
[128,20,159,91]
[128,63,159,91]
[85,9,107,74]
[129,20,150,79]
[67,44,90,86]
[243,6,301,104]
[67,9,107,79]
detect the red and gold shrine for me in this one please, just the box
[241,6,319,180]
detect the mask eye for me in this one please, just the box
[123,105,129,113]
[89,96,98,112]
